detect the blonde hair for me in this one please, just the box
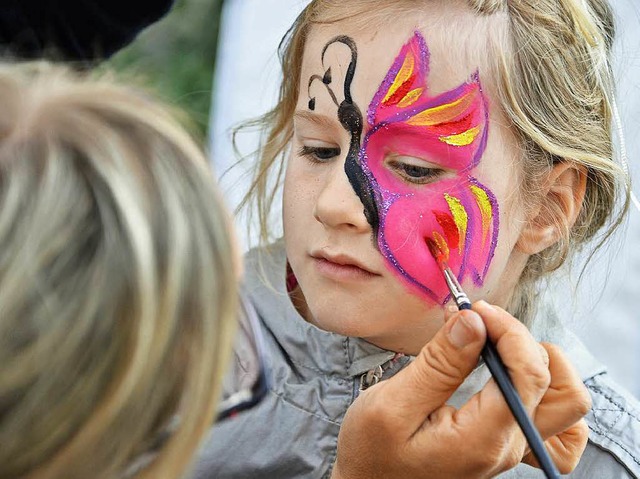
[0,63,238,479]
[240,0,629,323]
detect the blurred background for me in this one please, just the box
[110,0,640,397]
[107,0,224,139]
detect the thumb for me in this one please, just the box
[381,310,487,429]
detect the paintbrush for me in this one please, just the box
[427,239,560,479]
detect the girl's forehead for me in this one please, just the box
[300,16,498,110]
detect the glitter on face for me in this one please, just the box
[347,31,499,303]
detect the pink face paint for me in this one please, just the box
[358,32,499,304]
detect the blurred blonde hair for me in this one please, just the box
[0,62,238,479]
[239,0,629,323]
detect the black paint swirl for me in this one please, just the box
[307,35,380,232]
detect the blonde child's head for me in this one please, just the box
[0,62,239,479]
[242,0,627,352]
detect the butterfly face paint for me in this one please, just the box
[351,32,499,304]
[306,32,499,305]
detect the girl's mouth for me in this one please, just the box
[310,251,380,282]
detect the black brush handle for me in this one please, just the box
[458,302,561,479]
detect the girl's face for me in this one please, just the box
[283,10,529,354]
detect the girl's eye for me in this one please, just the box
[388,159,446,185]
[298,145,341,163]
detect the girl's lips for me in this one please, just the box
[312,257,379,282]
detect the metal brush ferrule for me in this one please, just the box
[443,268,471,308]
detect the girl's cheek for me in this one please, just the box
[376,175,500,305]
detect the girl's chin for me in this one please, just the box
[305,310,439,352]
[305,310,377,338]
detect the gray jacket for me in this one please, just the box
[191,243,640,478]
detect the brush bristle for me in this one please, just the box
[426,238,446,265]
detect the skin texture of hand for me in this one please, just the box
[331,301,591,479]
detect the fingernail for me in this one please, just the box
[447,312,482,349]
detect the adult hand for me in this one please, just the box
[331,301,591,479]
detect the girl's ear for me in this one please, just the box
[516,162,587,255]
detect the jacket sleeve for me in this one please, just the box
[580,373,640,478]
[0,0,174,61]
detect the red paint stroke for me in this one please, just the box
[383,73,417,107]
[430,113,474,136]
[434,211,459,249]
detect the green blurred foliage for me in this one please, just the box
[107,0,223,139]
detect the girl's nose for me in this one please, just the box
[313,160,371,233]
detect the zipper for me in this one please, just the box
[359,365,384,391]
[358,353,406,392]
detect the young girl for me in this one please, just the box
[193,0,640,477]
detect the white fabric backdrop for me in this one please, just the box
[209,0,640,396]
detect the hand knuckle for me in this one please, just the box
[427,404,456,425]
[420,340,465,389]
[573,386,593,417]
[558,381,592,418]
[522,360,551,392]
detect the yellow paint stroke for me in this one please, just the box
[444,193,468,252]
[432,231,450,262]
[470,184,493,245]
[383,52,415,104]
[397,87,424,108]
[406,89,477,127]
[440,126,480,147]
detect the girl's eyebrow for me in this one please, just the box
[293,110,339,130]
